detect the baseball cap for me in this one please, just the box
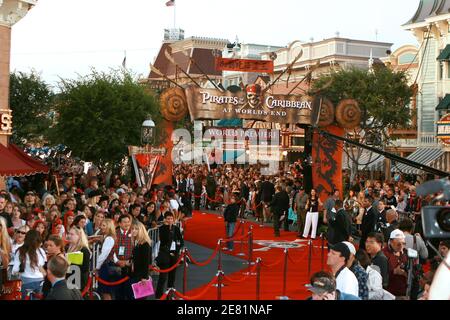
[305,277,335,294]
[330,242,351,261]
[88,190,102,198]
[390,229,406,240]
[342,241,356,256]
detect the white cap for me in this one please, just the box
[390,229,405,240]
[342,241,356,255]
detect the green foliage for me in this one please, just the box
[9,71,54,145]
[312,66,413,131]
[49,69,161,169]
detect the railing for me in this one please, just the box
[390,133,439,148]
[418,133,438,146]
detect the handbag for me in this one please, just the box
[131,279,154,299]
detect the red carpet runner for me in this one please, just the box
[183,211,327,300]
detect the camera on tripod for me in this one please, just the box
[417,178,450,239]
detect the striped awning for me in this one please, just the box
[392,147,445,174]
[343,150,385,171]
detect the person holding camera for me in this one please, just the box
[382,229,409,298]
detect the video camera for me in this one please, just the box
[417,178,450,239]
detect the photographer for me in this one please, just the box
[398,218,428,300]
[382,229,409,298]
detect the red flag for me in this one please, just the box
[166,0,175,6]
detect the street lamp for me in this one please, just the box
[141,115,155,146]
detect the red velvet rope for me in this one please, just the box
[221,233,249,243]
[95,274,130,286]
[223,264,258,283]
[260,255,285,268]
[149,251,185,273]
[186,243,220,267]
[81,276,93,297]
[172,275,219,300]
[158,292,168,300]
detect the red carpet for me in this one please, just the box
[182,211,328,300]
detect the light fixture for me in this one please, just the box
[141,115,155,145]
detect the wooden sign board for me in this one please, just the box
[184,86,313,125]
[215,57,274,74]
[0,109,12,136]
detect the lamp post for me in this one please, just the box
[141,116,155,148]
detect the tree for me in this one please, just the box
[9,71,54,145]
[312,66,413,181]
[49,69,161,171]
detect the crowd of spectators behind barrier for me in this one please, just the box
[0,159,448,300]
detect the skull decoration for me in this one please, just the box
[246,84,262,108]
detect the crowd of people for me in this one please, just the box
[0,159,448,300]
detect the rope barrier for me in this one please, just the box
[221,233,249,243]
[287,251,298,265]
[158,292,169,300]
[81,276,93,297]
[172,275,219,300]
[186,243,220,267]
[260,255,285,268]
[149,251,185,273]
[224,220,242,240]
[95,274,130,286]
[223,263,258,283]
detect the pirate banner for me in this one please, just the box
[131,153,160,188]
[184,85,314,125]
[312,124,344,202]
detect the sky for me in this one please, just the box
[9,0,420,88]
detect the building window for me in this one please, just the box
[439,60,444,80]
[291,136,305,147]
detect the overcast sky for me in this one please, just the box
[10,0,419,88]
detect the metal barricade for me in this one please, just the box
[148,227,161,261]
[91,242,101,290]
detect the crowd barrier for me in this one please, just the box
[16,220,325,300]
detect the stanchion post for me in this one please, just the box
[217,271,224,300]
[277,248,290,300]
[237,220,245,256]
[214,240,225,288]
[218,239,223,271]
[183,248,188,294]
[256,258,262,300]
[320,233,325,270]
[248,225,254,266]
[308,239,312,277]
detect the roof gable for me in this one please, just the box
[404,0,450,25]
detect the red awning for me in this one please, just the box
[0,143,49,177]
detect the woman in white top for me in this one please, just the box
[12,229,47,299]
[94,218,117,300]
[11,204,25,230]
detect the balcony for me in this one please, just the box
[418,133,438,146]
[389,133,438,148]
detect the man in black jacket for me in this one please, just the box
[155,211,184,299]
[223,196,240,251]
[267,185,290,237]
[46,256,82,300]
[206,172,217,210]
[261,177,275,223]
[328,200,351,245]
[360,196,377,251]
